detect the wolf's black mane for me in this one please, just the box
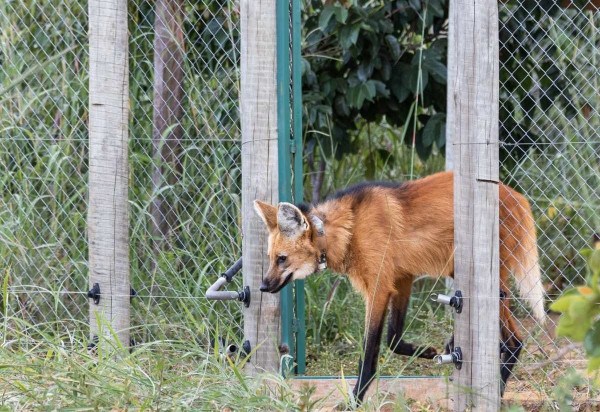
[296,181,407,213]
[327,181,406,202]
[297,202,312,214]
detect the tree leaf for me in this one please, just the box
[408,0,421,11]
[334,95,350,117]
[415,129,433,161]
[550,293,580,313]
[428,0,445,17]
[385,35,401,62]
[422,113,445,147]
[584,320,600,358]
[556,312,590,341]
[363,80,376,99]
[390,64,412,102]
[403,64,428,95]
[334,5,348,24]
[371,80,389,98]
[319,6,336,31]
[568,297,592,322]
[436,118,446,148]
[589,249,600,274]
[357,61,373,82]
[423,57,447,84]
[340,24,361,50]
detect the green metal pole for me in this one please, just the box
[291,0,305,375]
[276,0,295,376]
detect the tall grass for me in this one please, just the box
[0,0,89,336]
[1,0,245,347]
[0,317,319,410]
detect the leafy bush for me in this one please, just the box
[302,0,448,165]
[551,241,600,372]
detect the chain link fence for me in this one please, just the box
[1,0,599,407]
[0,0,243,348]
[498,0,599,406]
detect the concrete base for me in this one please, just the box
[291,377,451,410]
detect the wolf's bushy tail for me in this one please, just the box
[513,201,546,324]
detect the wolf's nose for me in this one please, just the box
[259,282,268,292]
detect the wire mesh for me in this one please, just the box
[498,1,599,407]
[0,0,243,348]
[1,0,599,407]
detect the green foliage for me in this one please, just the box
[552,368,587,412]
[551,247,600,373]
[302,0,448,162]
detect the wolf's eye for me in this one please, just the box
[277,255,287,265]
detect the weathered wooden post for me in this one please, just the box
[151,0,184,253]
[240,0,281,373]
[448,0,500,409]
[88,0,130,348]
[445,84,454,302]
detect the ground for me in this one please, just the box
[300,313,600,410]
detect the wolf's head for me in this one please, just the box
[253,200,320,293]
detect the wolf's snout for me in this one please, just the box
[259,281,269,292]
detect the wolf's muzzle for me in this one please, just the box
[260,272,293,293]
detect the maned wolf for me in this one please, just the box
[254,171,544,402]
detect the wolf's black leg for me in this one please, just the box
[387,276,438,359]
[499,289,523,396]
[353,294,389,403]
[500,334,522,395]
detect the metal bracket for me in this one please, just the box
[238,286,251,307]
[242,340,251,358]
[87,335,99,352]
[435,346,463,370]
[87,283,101,305]
[206,258,250,307]
[431,290,463,313]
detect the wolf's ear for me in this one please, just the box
[254,200,278,232]
[277,202,309,238]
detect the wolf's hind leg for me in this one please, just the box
[500,289,523,395]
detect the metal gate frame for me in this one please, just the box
[277,0,306,375]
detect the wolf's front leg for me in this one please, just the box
[387,276,438,359]
[353,293,389,403]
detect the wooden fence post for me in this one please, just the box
[445,70,454,302]
[448,0,500,410]
[151,0,184,254]
[240,0,281,373]
[88,0,130,348]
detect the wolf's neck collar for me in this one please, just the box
[309,215,327,271]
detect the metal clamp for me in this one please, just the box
[431,290,463,313]
[435,346,462,370]
[242,340,251,358]
[87,283,101,304]
[238,286,251,307]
